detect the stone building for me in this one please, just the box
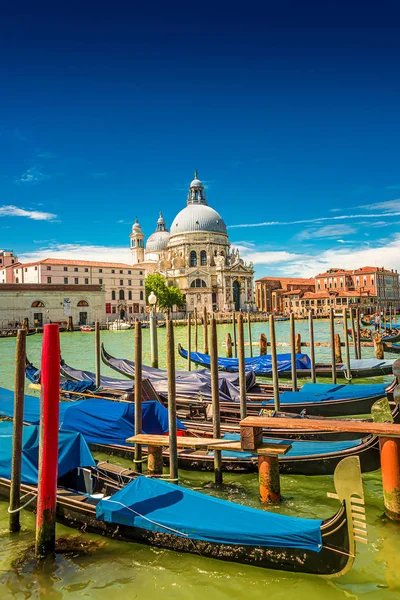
[130,172,255,312]
[255,276,315,312]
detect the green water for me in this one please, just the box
[0,320,399,599]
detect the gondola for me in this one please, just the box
[0,329,36,338]
[361,318,398,330]
[178,344,396,379]
[384,343,400,355]
[1,386,387,475]
[0,421,365,576]
[348,328,400,343]
[76,346,397,417]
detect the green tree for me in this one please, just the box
[145,273,185,311]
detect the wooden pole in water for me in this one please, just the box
[290,313,297,392]
[330,308,337,384]
[390,306,393,329]
[134,321,143,473]
[166,318,178,482]
[343,309,352,381]
[210,317,222,485]
[308,311,316,383]
[269,315,280,411]
[259,333,267,355]
[356,307,362,359]
[350,308,358,359]
[380,437,400,520]
[226,332,233,357]
[232,312,237,358]
[9,329,27,533]
[203,306,209,355]
[35,324,60,558]
[247,312,253,358]
[258,456,281,503]
[295,333,302,354]
[95,321,101,388]
[187,313,192,371]
[334,333,343,363]
[194,307,198,352]
[237,313,247,420]
[374,332,384,359]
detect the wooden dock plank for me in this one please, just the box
[240,416,400,437]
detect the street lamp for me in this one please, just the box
[148,292,158,368]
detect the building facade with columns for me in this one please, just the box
[130,173,255,312]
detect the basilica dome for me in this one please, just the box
[146,230,170,252]
[170,203,227,236]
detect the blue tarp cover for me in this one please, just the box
[209,433,364,459]
[265,382,387,406]
[340,358,395,371]
[96,475,323,552]
[0,421,95,484]
[26,363,96,394]
[0,388,185,447]
[180,348,312,374]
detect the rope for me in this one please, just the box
[102,499,189,537]
[8,492,37,514]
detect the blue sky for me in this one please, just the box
[1,1,400,278]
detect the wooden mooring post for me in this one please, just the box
[334,333,343,364]
[356,307,362,359]
[295,333,302,354]
[232,312,237,358]
[134,321,143,473]
[247,313,253,358]
[350,308,358,360]
[194,307,198,352]
[226,332,233,357]
[259,333,267,355]
[237,313,247,420]
[380,437,400,520]
[166,317,178,482]
[343,310,352,381]
[9,329,27,533]
[374,332,384,359]
[95,321,101,388]
[330,308,337,384]
[187,313,192,371]
[308,311,316,383]
[203,307,209,355]
[210,317,222,485]
[35,324,60,558]
[290,313,297,392]
[269,315,280,411]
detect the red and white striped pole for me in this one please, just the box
[35,324,60,557]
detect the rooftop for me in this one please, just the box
[0,284,104,292]
[15,258,143,269]
[256,277,315,284]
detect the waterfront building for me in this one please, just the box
[255,277,315,312]
[130,172,255,312]
[0,284,105,328]
[3,258,146,319]
[0,250,19,283]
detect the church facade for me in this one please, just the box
[130,173,255,312]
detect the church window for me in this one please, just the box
[200,250,207,266]
[190,251,197,267]
[128,291,132,300]
[191,279,206,288]
[64,277,68,284]
[119,290,125,300]
[32,300,45,307]
[74,278,78,284]
[140,291,144,300]
[77,300,89,307]
[99,268,103,273]
[111,290,116,300]
[99,278,103,284]
[120,280,123,285]
[128,279,132,286]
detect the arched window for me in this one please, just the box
[31,300,45,307]
[200,250,207,266]
[128,290,132,300]
[190,279,207,288]
[77,300,89,307]
[119,289,125,300]
[111,290,116,300]
[189,251,197,267]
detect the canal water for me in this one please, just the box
[0,320,399,599]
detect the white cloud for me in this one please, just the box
[20,243,132,264]
[358,199,400,212]
[239,235,400,278]
[228,210,400,229]
[297,224,356,241]
[15,167,49,184]
[0,205,57,221]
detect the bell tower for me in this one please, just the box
[130,217,145,264]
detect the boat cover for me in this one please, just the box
[209,433,366,459]
[96,475,323,552]
[340,358,395,371]
[0,388,185,446]
[179,347,312,374]
[265,382,388,406]
[26,362,97,394]
[0,421,95,484]
[61,360,134,392]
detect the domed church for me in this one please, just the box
[129,172,255,312]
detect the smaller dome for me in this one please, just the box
[190,178,203,188]
[146,230,170,253]
[132,217,142,232]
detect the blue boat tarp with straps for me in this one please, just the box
[26,362,97,394]
[261,382,388,406]
[0,421,95,485]
[179,347,311,374]
[96,475,323,552]
[0,388,185,446]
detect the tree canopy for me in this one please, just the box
[145,273,185,311]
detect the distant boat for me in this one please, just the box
[108,320,132,331]
[80,325,95,332]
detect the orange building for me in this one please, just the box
[255,277,315,312]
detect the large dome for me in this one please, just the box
[146,230,170,252]
[170,204,227,236]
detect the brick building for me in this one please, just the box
[255,277,315,312]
